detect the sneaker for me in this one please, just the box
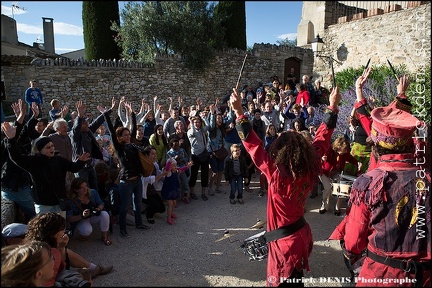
[319,208,327,214]
[171,213,177,219]
[136,224,151,230]
[230,199,236,204]
[167,217,175,225]
[190,193,198,200]
[146,217,155,224]
[238,199,244,204]
[91,264,113,279]
[76,268,92,282]
[202,194,208,201]
[120,230,130,239]
[258,190,264,197]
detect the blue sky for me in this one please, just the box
[1,1,302,54]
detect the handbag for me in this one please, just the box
[212,146,229,160]
[139,151,154,177]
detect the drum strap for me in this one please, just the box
[265,216,307,243]
[366,249,431,287]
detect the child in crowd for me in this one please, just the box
[160,157,193,225]
[224,144,249,204]
[166,138,191,203]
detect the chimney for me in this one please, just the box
[1,14,18,45]
[42,17,55,54]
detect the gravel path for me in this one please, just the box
[67,174,351,287]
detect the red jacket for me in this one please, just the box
[330,153,431,287]
[241,114,334,286]
[321,147,359,177]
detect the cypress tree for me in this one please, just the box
[215,1,246,50]
[82,1,121,60]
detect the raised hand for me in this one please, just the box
[11,101,21,118]
[31,102,40,118]
[61,105,69,118]
[397,75,410,96]
[76,100,86,117]
[329,86,341,108]
[229,88,243,117]
[78,152,91,162]
[1,121,17,139]
[356,67,372,89]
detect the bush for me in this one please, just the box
[314,63,430,138]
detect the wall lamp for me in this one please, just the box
[311,34,342,86]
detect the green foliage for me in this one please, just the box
[82,1,121,60]
[215,1,246,50]
[111,1,227,71]
[334,63,431,126]
[276,37,297,47]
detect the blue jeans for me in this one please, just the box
[118,179,143,231]
[1,185,36,222]
[229,175,243,200]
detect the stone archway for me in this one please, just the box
[284,57,301,90]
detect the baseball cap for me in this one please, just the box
[2,223,28,238]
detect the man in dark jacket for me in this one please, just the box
[70,100,112,190]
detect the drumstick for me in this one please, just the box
[235,54,248,91]
[331,60,336,88]
[387,58,399,81]
[364,58,371,70]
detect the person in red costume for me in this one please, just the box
[230,86,342,287]
[329,105,431,287]
[352,67,430,171]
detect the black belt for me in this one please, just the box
[265,216,307,243]
[366,249,431,286]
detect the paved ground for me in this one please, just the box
[67,173,352,287]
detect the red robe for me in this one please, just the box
[329,153,431,287]
[241,118,334,286]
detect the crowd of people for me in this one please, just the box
[1,68,430,287]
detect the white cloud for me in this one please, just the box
[277,33,297,41]
[17,23,43,34]
[54,22,83,36]
[16,22,82,36]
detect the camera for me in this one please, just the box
[91,209,101,216]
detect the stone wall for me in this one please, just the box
[1,46,314,114]
[312,3,431,87]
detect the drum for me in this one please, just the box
[240,231,268,261]
[332,181,352,198]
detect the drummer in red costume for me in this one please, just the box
[230,86,342,286]
[351,67,430,170]
[330,105,431,287]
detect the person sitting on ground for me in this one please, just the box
[24,212,113,283]
[141,146,169,224]
[66,177,112,246]
[1,240,54,287]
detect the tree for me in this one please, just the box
[111,1,226,71]
[215,1,246,50]
[82,1,121,61]
[276,37,297,47]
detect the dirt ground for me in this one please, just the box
[67,174,351,287]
